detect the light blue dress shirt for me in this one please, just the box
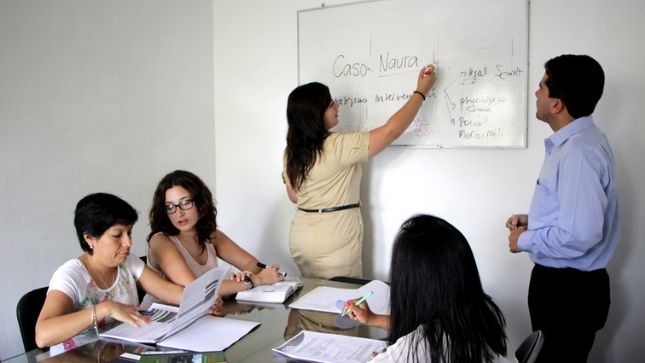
[518,116,619,271]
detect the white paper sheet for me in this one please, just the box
[289,280,390,315]
[157,315,259,352]
[273,330,387,363]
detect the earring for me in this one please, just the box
[89,244,94,250]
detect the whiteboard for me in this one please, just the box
[298,0,528,148]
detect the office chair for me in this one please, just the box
[515,330,544,363]
[16,286,49,352]
[137,255,147,304]
[329,276,372,285]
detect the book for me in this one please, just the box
[111,351,227,363]
[235,279,303,304]
[273,330,387,363]
[100,267,259,352]
[138,351,227,363]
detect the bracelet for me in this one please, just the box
[243,274,255,290]
[91,304,99,335]
[413,90,426,101]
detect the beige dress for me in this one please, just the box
[284,132,369,279]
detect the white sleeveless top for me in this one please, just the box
[141,233,218,308]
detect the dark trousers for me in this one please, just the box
[528,264,610,363]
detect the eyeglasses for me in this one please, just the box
[165,198,194,214]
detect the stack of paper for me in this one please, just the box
[273,330,387,363]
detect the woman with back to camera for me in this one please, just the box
[343,214,515,363]
[35,193,188,354]
[283,65,437,279]
[142,170,283,307]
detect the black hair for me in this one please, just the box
[544,54,604,118]
[74,193,138,255]
[387,214,508,363]
[285,82,332,190]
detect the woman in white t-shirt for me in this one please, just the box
[35,193,190,354]
[343,215,517,363]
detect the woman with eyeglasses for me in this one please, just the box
[141,170,283,307]
[283,65,436,279]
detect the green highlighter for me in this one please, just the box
[341,290,374,317]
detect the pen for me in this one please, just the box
[257,262,287,278]
[341,291,373,317]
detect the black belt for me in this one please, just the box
[298,202,360,213]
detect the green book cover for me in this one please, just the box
[138,351,226,363]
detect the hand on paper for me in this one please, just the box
[342,299,373,325]
[107,301,151,327]
[208,295,224,316]
[229,271,246,282]
[255,264,284,285]
[342,300,390,330]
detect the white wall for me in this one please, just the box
[0,0,214,359]
[1,0,642,361]
[213,0,645,362]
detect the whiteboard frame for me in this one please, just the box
[297,0,530,149]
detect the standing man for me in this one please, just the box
[506,54,619,363]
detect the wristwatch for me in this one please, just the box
[243,275,254,290]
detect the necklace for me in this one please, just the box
[89,256,116,290]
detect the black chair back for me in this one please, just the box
[329,276,372,285]
[16,286,49,352]
[137,255,147,303]
[515,330,544,363]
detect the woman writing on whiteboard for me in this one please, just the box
[283,65,436,279]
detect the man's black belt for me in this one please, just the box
[297,202,360,213]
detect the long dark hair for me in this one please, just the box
[388,214,508,363]
[148,170,217,252]
[285,82,332,190]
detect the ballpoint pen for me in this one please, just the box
[341,291,373,317]
[256,262,287,278]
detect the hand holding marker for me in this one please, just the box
[412,64,435,101]
[341,291,373,317]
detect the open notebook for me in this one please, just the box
[235,279,303,304]
[100,267,259,351]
